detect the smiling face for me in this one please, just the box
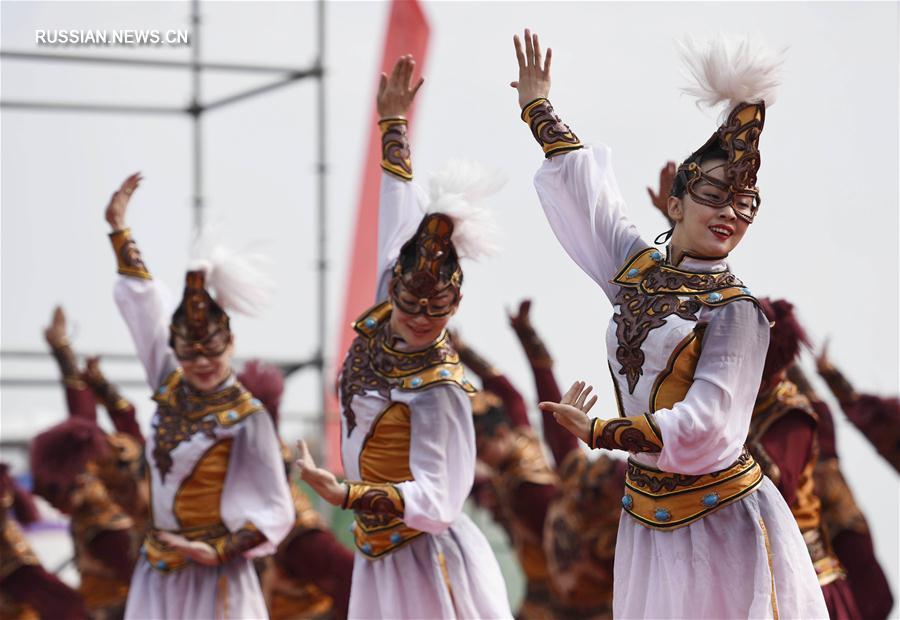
[388,281,460,350]
[668,159,751,259]
[174,331,235,393]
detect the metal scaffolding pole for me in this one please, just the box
[190,0,204,232]
[316,0,329,459]
[0,1,328,434]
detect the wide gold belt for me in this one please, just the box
[142,523,229,573]
[622,449,763,530]
[352,512,424,559]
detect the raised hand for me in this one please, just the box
[508,299,533,333]
[156,531,219,566]
[815,338,834,374]
[511,28,552,108]
[377,54,424,119]
[539,380,597,444]
[647,161,677,222]
[294,439,347,506]
[44,306,68,348]
[105,172,142,231]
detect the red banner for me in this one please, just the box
[326,0,430,471]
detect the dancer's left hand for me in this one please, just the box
[156,532,219,566]
[511,28,552,108]
[295,439,347,506]
[539,381,597,445]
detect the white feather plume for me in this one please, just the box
[679,34,784,118]
[425,159,504,261]
[188,231,274,317]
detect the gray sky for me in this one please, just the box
[2,0,897,593]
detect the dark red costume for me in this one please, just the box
[817,360,900,474]
[237,360,354,620]
[511,306,623,620]
[747,299,859,619]
[0,463,88,620]
[788,366,895,620]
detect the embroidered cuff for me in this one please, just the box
[213,524,266,564]
[109,228,152,280]
[520,98,582,158]
[591,414,663,453]
[86,374,131,413]
[343,482,404,518]
[379,117,413,180]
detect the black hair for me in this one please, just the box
[670,142,729,198]
[472,403,510,438]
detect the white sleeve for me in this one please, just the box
[220,411,295,557]
[654,301,771,475]
[375,172,428,303]
[395,384,476,535]
[533,145,646,301]
[113,276,178,389]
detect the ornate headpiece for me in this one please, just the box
[391,214,462,316]
[389,160,501,316]
[671,36,782,224]
[169,238,273,359]
[169,270,232,359]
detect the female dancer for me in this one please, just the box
[104,174,294,618]
[512,30,827,618]
[295,55,511,619]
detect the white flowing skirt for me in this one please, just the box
[124,556,268,619]
[613,477,828,619]
[349,513,512,619]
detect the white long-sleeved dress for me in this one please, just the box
[533,145,828,619]
[335,172,512,619]
[114,274,295,619]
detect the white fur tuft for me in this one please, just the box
[188,232,274,317]
[679,34,784,117]
[425,159,504,261]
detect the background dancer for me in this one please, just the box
[0,463,89,620]
[103,173,295,619]
[238,360,353,620]
[509,300,622,620]
[295,54,512,619]
[515,29,827,617]
[789,365,895,619]
[451,329,561,619]
[749,299,859,618]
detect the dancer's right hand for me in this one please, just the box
[44,305,68,348]
[295,439,347,506]
[377,54,424,119]
[539,381,597,445]
[105,172,142,231]
[508,299,533,333]
[511,29,552,108]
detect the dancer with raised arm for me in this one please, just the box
[294,55,511,619]
[451,328,561,619]
[816,345,900,473]
[512,30,827,617]
[509,300,623,619]
[104,174,294,619]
